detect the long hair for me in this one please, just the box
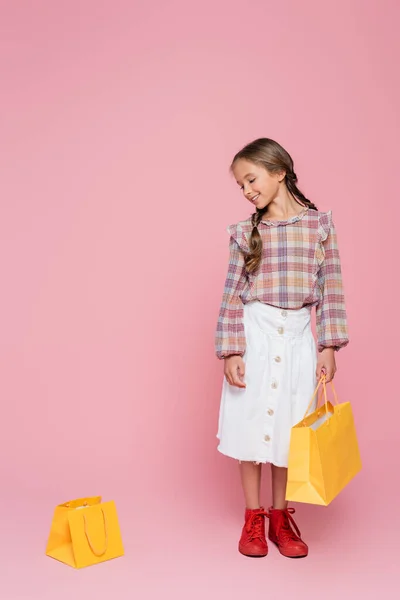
[230,138,318,273]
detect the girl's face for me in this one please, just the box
[232,159,284,210]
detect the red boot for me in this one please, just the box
[238,507,269,557]
[268,507,308,558]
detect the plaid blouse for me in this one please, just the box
[215,207,349,359]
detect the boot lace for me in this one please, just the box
[278,508,302,543]
[246,509,269,541]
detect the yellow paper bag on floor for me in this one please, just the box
[285,376,362,506]
[46,496,124,568]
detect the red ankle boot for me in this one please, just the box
[238,507,269,557]
[268,507,308,558]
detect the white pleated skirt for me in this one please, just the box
[217,300,318,467]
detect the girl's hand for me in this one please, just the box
[316,348,337,382]
[224,356,246,388]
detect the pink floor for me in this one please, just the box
[1,442,394,600]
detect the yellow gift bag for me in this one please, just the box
[286,376,362,506]
[46,496,124,568]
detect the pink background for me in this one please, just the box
[0,0,398,597]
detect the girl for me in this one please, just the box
[215,138,349,559]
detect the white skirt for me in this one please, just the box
[217,300,318,467]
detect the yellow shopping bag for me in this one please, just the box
[285,376,362,506]
[46,496,124,568]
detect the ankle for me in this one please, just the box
[271,504,288,511]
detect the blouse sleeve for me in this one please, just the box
[215,232,247,359]
[316,212,349,352]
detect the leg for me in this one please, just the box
[268,465,308,558]
[238,461,268,557]
[239,461,262,509]
[271,465,288,509]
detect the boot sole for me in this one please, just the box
[269,539,308,559]
[239,549,268,558]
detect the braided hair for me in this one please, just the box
[230,138,318,273]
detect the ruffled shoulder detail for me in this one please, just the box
[226,218,253,253]
[317,210,333,242]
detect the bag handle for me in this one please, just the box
[303,374,339,419]
[83,507,108,557]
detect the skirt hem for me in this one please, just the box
[217,445,288,468]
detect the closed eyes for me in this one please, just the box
[240,178,255,190]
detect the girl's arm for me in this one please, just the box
[316,213,349,353]
[215,236,247,359]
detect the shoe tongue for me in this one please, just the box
[246,509,263,521]
[247,506,264,513]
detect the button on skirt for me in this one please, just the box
[216,300,318,467]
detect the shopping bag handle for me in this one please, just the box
[83,507,108,557]
[303,374,339,419]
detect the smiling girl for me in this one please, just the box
[215,138,349,559]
